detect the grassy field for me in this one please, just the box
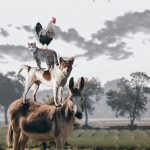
[1,127,150,149]
[68,129,150,149]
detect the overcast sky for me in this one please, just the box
[0,0,150,86]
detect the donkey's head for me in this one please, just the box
[68,77,85,119]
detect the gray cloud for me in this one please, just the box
[55,26,132,60]
[16,26,21,30]
[55,10,150,60]
[55,27,85,43]
[7,24,12,27]
[0,45,32,61]
[22,25,34,33]
[28,36,34,39]
[92,10,150,43]
[0,28,9,37]
[22,25,37,40]
[20,23,130,60]
[0,61,9,64]
[3,10,150,61]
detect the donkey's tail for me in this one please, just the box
[16,65,31,77]
[6,122,13,148]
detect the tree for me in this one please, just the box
[0,71,24,124]
[82,77,103,127]
[106,72,150,129]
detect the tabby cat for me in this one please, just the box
[28,42,59,70]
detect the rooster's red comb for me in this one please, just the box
[51,17,56,21]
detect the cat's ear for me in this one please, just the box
[33,42,36,47]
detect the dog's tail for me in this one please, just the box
[16,65,31,77]
[6,122,13,148]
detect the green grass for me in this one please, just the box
[132,130,150,149]
[2,128,150,149]
[118,130,134,149]
[68,129,150,149]
[0,127,7,144]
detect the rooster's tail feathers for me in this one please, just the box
[35,22,42,35]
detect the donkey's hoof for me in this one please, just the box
[6,140,12,148]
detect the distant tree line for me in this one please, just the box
[0,71,150,130]
[0,71,24,125]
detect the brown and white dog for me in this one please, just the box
[17,57,74,106]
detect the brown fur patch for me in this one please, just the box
[43,71,51,81]
[60,61,66,70]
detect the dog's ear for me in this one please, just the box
[69,57,74,65]
[78,77,85,92]
[59,57,64,63]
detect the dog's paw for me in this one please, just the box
[55,102,62,107]
[36,67,41,71]
[55,103,59,107]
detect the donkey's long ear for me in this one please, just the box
[69,77,74,93]
[78,77,85,92]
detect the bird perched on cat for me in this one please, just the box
[35,17,56,50]
[28,42,59,70]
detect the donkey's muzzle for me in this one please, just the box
[75,112,82,119]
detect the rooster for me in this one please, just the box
[35,17,56,50]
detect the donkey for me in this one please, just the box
[6,77,85,150]
[16,57,74,106]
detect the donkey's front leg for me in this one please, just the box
[13,132,20,150]
[58,86,63,105]
[19,132,29,150]
[56,136,64,150]
[53,87,59,106]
